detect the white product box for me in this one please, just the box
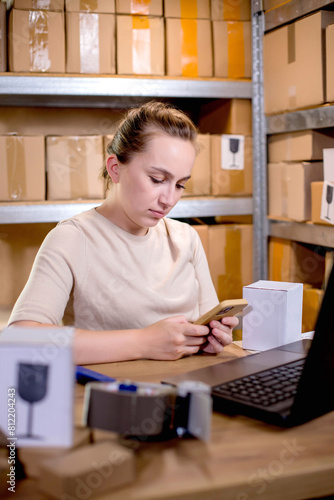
[321,149,334,224]
[0,327,75,448]
[242,281,303,351]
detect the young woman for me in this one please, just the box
[8,101,238,364]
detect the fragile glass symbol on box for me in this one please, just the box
[221,135,245,170]
[321,181,334,225]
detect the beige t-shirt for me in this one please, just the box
[8,209,218,331]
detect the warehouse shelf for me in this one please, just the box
[0,74,252,107]
[264,0,334,32]
[0,197,253,224]
[269,219,334,248]
[266,104,334,134]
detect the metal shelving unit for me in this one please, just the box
[0,197,253,224]
[0,76,253,219]
[259,0,334,252]
[0,73,260,270]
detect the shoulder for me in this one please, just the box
[160,218,201,248]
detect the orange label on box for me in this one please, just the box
[180,0,197,18]
[132,16,151,74]
[181,19,198,77]
[131,0,151,14]
[227,21,244,78]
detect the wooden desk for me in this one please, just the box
[8,344,334,500]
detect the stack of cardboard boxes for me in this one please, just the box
[263,4,334,331]
[3,0,252,77]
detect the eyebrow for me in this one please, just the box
[150,166,191,182]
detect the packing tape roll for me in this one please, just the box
[83,380,212,441]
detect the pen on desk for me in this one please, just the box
[76,366,116,385]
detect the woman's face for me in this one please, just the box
[109,133,196,235]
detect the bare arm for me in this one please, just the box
[10,317,210,365]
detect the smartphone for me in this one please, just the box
[193,298,248,326]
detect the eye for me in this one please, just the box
[149,177,164,184]
[176,184,186,190]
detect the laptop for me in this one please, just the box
[163,265,334,427]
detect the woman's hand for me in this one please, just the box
[199,316,239,354]
[140,316,209,360]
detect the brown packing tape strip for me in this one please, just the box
[218,226,243,299]
[181,19,198,77]
[227,22,245,79]
[86,388,176,437]
[6,136,27,201]
[68,138,89,199]
[80,0,98,10]
[131,0,151,15]
[282,164,288,216]
[287,23,295,64]
[180,0,197,18]
[29,11,51,71]
[132,16,151,74]
[79,12,100,73]
[223,0,241,21]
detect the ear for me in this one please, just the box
[106,154,120,183]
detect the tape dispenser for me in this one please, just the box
[82,380,212,441]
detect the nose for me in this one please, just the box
[159,184,178,208]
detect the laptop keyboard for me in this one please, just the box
[212,359,305,408]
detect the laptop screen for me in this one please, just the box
[291,263,334,422]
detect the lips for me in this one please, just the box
[149,209,167,218]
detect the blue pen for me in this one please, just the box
[76,366,116,385]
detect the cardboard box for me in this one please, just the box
[191,224,209,256]
[46,135,105,200]
[14,0,64,9]
[268,162,323,221]
[211,0,251,21]
[268,130,334,163]
[302,287,324,333]
[0,135,45,202]
[263,11,334,114]
[268,237,326,287]
[311,181,331,225]
[208,224,253,301]
[0,223,55,308]
[116,0,162,16]
[211,135,252,195]
[183,134,211,196]
[66,12,115,74]
[116,15,164,75]
[0,2,7,71]
[165,18,212,77]
[0,326,74,447]
[38,441,135,499]
[212,21,251,79]
[18,427,91,479]
[164,0,210,19]
[320,148,334,224]
[66,0,115,12]
[8,9,66,73]
[326,23,334,102]
[242,281,303,351]
[198,99,252,135]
